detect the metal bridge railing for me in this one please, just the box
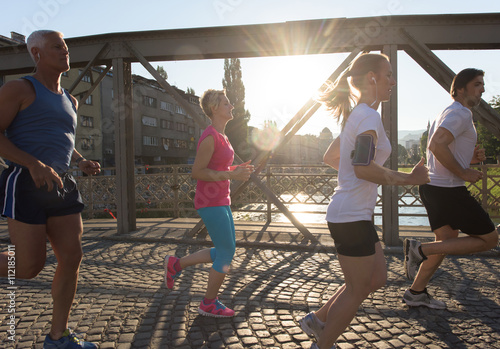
[72,164,500,223]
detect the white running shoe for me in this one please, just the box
[404,239,426,281]
[403,288,446,310]
[299,312,324,341]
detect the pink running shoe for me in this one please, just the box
[164,255,181,289]
[198,298,235,318]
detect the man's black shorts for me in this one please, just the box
[419,184,495,235]
[328,220,380,257]
[0,166,84,224]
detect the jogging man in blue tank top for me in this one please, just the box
[0,30,100,349]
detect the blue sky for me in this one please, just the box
[2,0,500,136]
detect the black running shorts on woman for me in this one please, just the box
[328,220,380,257]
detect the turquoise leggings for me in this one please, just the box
[197,206,236,274]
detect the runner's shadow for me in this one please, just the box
[185,313,233,348]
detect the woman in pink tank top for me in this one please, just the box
[163,89,254,318]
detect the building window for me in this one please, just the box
[188,127,195,135]
[142,116,158,127]
[84,95,93,105]
[143,136,159,146]
[173,139,188,149]
[176,123,187,132]
[81,138,94,150]
[176,105,186,115]
[160,101,174,113]
[81,115,94,128]
[162,138,171,151]
[79,70,92,83]
[161,119,173,129]
[142,96,157,108]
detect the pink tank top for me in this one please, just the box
[194,125,234,209]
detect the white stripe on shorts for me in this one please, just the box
[2,167,22,219]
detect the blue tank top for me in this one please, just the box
[6,76,77,173]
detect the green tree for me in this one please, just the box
[222,58,251,160]
[398,144,408,165]
[186,87,195,95]
[476,95,500,163]
[408,144,421,164]
[156,65,168,80]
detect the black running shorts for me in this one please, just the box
[328,220,380,257]
[0,166,84,224]
[419,184,495,236]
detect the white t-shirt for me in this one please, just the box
[427,101,477,187]
[326,103,392,223]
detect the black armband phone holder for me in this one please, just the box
[351,134,375,166]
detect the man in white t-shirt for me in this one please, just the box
[403,68,499,309]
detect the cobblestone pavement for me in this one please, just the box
[0,220,499,348]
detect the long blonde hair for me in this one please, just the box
[318,53,389,129]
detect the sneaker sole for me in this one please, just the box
[198,308,234,318]
[298,318,315,338]
[403,298,446,310]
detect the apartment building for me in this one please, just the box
[2,66,206,169]
[130,75,206,166]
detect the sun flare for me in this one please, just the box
[245,54,346,135]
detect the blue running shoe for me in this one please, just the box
[43,328,97,349]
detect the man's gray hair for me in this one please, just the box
[26,30,63,62]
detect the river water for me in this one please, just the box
[234,194,430,226]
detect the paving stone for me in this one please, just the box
[0,220,498,349]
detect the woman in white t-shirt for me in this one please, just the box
[299,53,430,349]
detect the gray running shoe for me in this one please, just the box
[402,288,446,309]
[299,312,324,341]
[404,239,425,280]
